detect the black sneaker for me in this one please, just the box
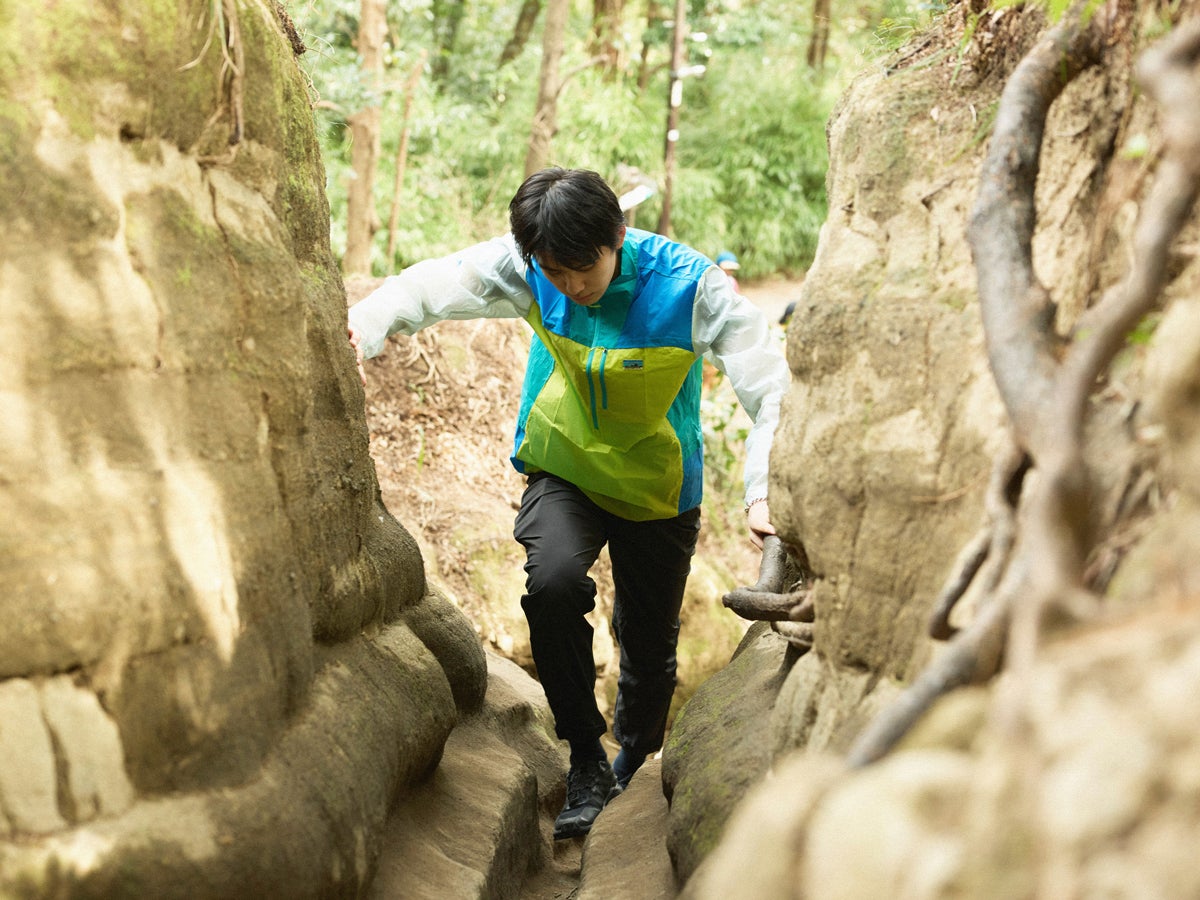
[552,759,618,840]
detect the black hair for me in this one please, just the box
[508,167,626,270]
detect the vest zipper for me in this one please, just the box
[598,348,609,412]
[585,347,610,429]
[586,348,600,429]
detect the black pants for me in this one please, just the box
[514,473,701,756]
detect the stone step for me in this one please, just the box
[369,652,569,900]
[577,758,677,900]
[367,651,679,900]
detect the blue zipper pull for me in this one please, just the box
[586,348,600,429]
[599,348,609,410]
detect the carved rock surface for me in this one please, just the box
[0,2,486,895]
[664,3,1200,894]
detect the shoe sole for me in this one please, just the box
[553,823,590,840]
[552,785,622,840]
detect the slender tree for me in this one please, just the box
[807,0,830,70]
[431,0,467,87]
[656,0,687,235]
[343,0,387,276]
[500,0,544,67]
[525,0,569,176]
[385,53,427,266]
[637,1,665,91]
[591,0,624,75]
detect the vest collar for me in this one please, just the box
[592,241,636,309]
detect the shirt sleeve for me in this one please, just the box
[347,235,534,359]
[691,266,790,507]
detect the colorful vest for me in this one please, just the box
[510,228,708,521]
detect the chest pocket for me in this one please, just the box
[595,346,696,427]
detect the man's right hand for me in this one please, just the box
[348,325,366,386]
[747,499,775,550]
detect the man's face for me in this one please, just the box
[536,228,625,307]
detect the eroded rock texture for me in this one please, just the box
[667,2,1200,895]
[0,2,485,895]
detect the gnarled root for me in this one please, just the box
[723,534,816,649]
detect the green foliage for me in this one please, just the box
[292,0,884,278]
[872,0,948,56]
[665,46,835,278]
[700,370,750,496]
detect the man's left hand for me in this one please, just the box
[348,325,367,386]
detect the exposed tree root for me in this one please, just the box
[846,5,1200,767]
[188,0,246,166]
[847,595,1011,767]
[722,534,815,651]
[928,438,1028,640]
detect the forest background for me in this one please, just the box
[291,0,929,281]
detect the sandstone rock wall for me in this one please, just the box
[667,1,1200,893]
[0,3,485,895]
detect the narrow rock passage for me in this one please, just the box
[519,759,676,900]
[517,840,583,899]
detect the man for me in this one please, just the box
[715,250,741,292]
[348,167,788,839]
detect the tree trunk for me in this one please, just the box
[806,0,830,70]
[431,0,467,86]
[525,0,569,177]
[591,0,624,76]
[343,0,387,276]
[500,0,543,67]
[385,54,427,267]
[637,1,663,91]
[656,0,687,235]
